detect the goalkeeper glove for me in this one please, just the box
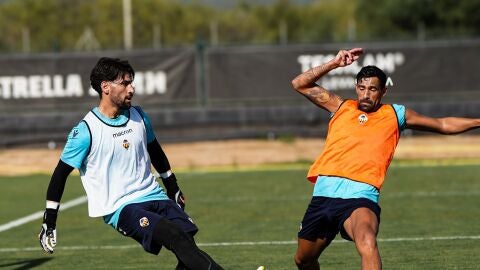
[161,173,185,209]
[39,208,58,254]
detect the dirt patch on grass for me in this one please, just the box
[1,135,480,176]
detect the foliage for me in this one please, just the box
[0,0,479,53]
[355,0,480,40]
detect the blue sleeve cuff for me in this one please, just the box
[60,121,91,168]
[134,106,156,144]
[392,104,406,131]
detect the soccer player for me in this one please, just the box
[38,57,223,270]
[291,48,480,270]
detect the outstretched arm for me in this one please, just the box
[406,108,480,134]
[291,48,363,113]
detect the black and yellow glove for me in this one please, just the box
[161,173,185,209]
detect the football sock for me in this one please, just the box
[153,218,224,270]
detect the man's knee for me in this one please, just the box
[355,232,378,255]
[295,237,329,269]
[294,251,319,269]
[153,218,224,270]
[152,218,193,250]
[294,253,309,267]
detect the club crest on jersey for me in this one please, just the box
[122,139,130,149]
[358,114,368,124]
[139,217,149,227]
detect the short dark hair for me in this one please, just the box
[90,57,135,96]
[356,65,387,89]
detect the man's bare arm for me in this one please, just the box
[406,109,480,135]
[291,48,363,113]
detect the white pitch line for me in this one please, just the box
[2,189,479,233]
[384,190,480,198]
[0,196,87,233]
[1,235,480,253]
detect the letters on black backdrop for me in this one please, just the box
[1,40,479,146]
[1,40,479,105]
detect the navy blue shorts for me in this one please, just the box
[298,196,381,242]
[116,200,198,255]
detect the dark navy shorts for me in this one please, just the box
[116,199,198,255]
[298,196,381,242]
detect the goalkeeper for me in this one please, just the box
[39,57,223,270]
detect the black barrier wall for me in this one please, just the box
[1,39,480,146]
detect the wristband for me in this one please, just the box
[46,201,60,210]
[160,170,173,179]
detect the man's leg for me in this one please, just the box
[343,207,381,270]
[153,218,223,270]
[174,255,187,270]
[294,237,330,270]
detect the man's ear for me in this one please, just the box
[101,81,110,95]
[382,87,388,97]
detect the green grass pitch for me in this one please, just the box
[1,163,480,269]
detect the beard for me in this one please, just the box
[112,95,132,110]
[119,103,131,110]
[358,99,375,112]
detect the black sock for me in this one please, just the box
[153,218,224,270]
[175,257,188,270]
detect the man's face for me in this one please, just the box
[355,76,386,112]
[106,73,135,110]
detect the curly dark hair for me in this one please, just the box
[89,57,135,97]
[356,65,387,88]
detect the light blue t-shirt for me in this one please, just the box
[61,106,156,168]
[60,106,168,228]
[312,104,406,203]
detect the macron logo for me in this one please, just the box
[113,128,133,138]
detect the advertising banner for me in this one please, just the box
[206,40,480,102]
[1,40,479,146]
[0,48,197,112]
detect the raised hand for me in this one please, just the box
[334,48,363,67]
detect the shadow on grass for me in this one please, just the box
[0,258,52,270]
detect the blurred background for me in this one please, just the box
[1,3,479,269]
[0,0,479,147]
